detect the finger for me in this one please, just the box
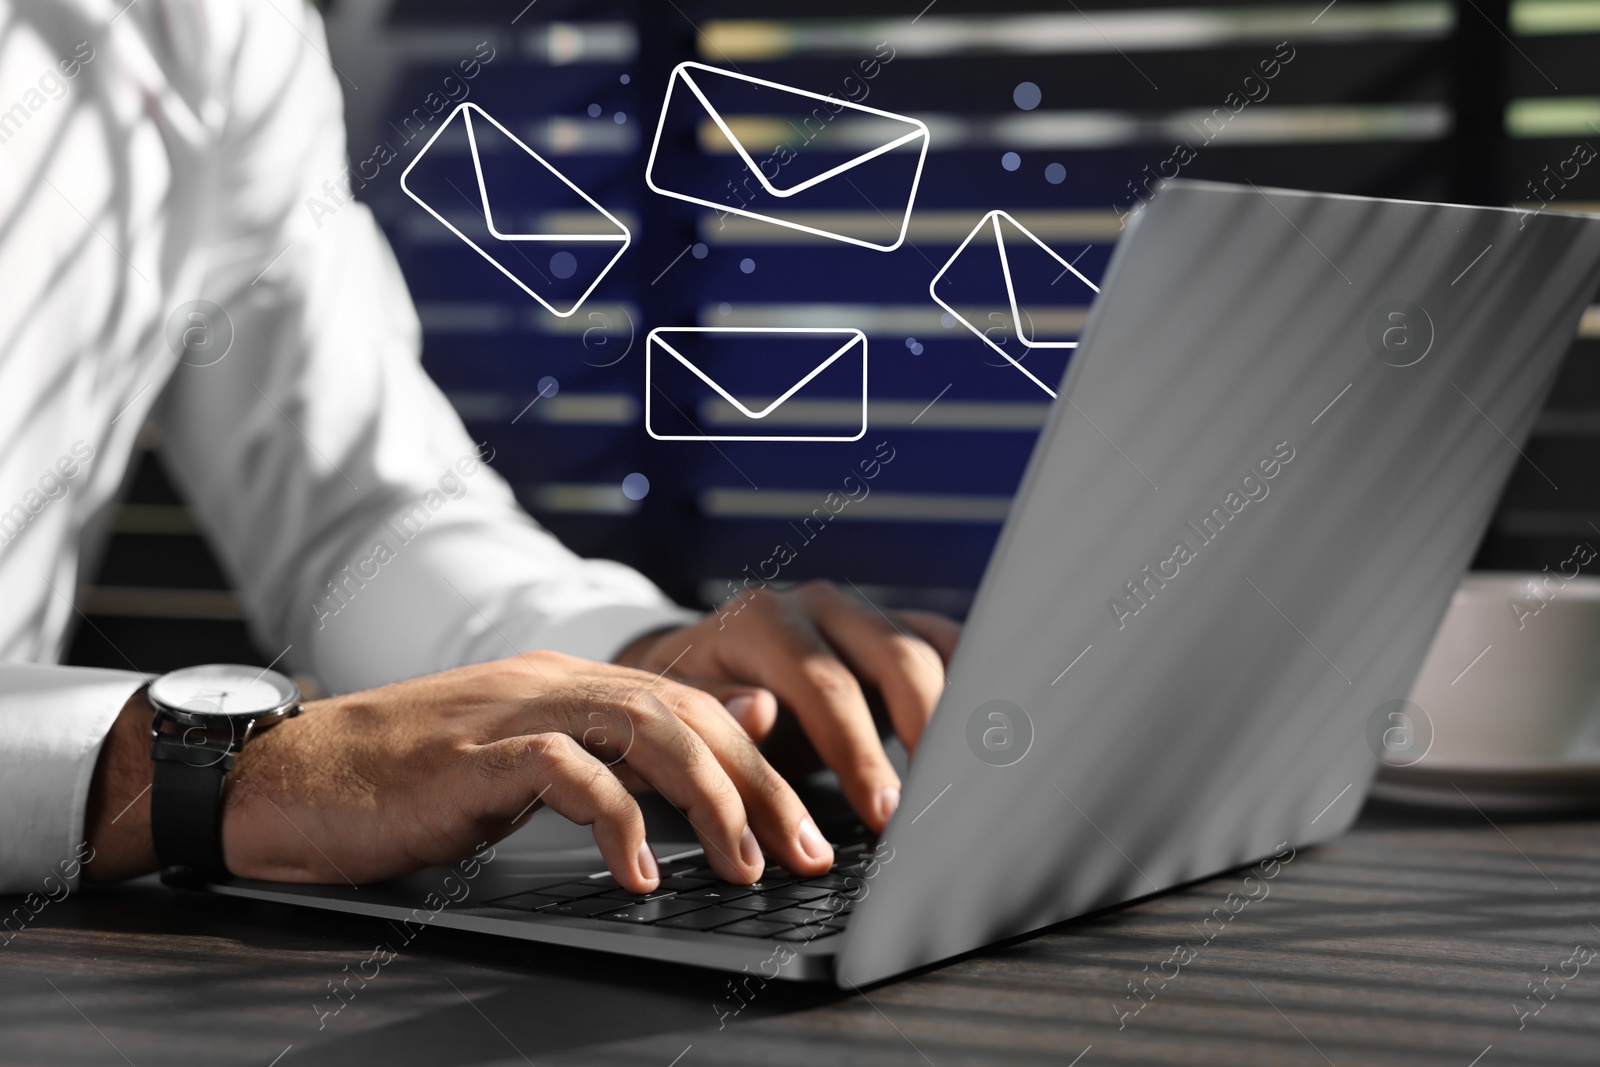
[664,688,833,877]
[713,591,902,832]
[532,686,764,885]
[691,680,780,746]
[800,582,947,754]
[894,609,962,664]
[472,732,658,893]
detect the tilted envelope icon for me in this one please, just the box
[645,62,930,252]
[645,327,868,442]
[400,102,630,318]
[930,210,1101,399]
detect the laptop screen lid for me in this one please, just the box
[839,181,1600,987]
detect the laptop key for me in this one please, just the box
[596,898,711,924]
[677,886,753,904]
[541,897,625,919]
[530,880,612,901]
[796,896,852,916]
[656,906,751,931]
[763,906,837,926]
[659,873,715,892]
[597,887,678,903]
[716,918,793,939]
[801,872,866,891]
[760,884,830,902]
[721,894,796,913]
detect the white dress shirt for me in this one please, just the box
[0,0,695,893]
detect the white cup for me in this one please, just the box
[1406,570,1600,767]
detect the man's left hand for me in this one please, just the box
[615,581,960,833]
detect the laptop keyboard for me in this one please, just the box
[483,841,874,943]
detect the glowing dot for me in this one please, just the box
[910,342,924,355]
[1045,162,1066,185]
[718,302,732,316]
[537,375,559,397]
[739,257,756,274]
[614,111,627,124]
[940,312,956,328]
[1001,151,1021,172]
[619,74,631,84]
[1013,82,1042,110]
[904,337,918,349]
[621,473,650,500]
[692,243,708,259]
[549,251,577,279]
[587,103,602,118]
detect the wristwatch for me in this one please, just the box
[148,664,302,879]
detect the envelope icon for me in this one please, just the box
[400,102,630,318]
[645,62,930,252]
[645,327,868,442]
[929,211,1101,399]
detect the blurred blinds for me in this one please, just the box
[66,0,1600,678]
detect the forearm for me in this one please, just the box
[83,691,158,882]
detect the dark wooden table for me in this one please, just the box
[5,797,1599,1066]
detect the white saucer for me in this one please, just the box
[1374,760,1600,813]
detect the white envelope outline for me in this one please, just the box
[645,62,930,252]
[929,211,1100,399]
[645,327,868,442]
[399,102,630,318]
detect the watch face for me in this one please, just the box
[148,664,299,719]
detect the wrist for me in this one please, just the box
[82,688,159,883]
[614,625,679,669]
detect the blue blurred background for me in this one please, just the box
[68,0,1600,683]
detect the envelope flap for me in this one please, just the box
[653,330,863,420]
[460,105,629,242]
[675,63,928,199]
[993,211,1098,348]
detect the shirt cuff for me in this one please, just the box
[511,602,702,664]
[0,664,148,895]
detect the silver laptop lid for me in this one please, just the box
[839,181,1600,987]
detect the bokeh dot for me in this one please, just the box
[537,375,560,397]
[910,342,924,355]
[549,251,578,279]
[587,103,602,118]
[1045,162,1067,185]
[692,242,709,259]
[620,73,631,84]
[621,473,650,501]
[940,312,957,329]
[1001,151,1021,172]
[1013,82,1042,110]
[739,257,756,274]
[718,302,733,316]
[614,111,627,124]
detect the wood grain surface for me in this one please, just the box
[3,799,1598,1066]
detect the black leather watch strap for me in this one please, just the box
[150,730,234,879]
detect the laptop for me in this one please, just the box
[191,181,1600,986]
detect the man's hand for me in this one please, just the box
[615,581,960,834]
[86,653,842,892]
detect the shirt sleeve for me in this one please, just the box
[0,664,144,895]
[150,2,695,695]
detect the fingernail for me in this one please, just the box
[724,694,755,726]
[636,840,659,885]
[876,786,901,826]
[739,825,762,869]
[796,817,832,863]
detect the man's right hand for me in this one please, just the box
[87,653,837,893]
